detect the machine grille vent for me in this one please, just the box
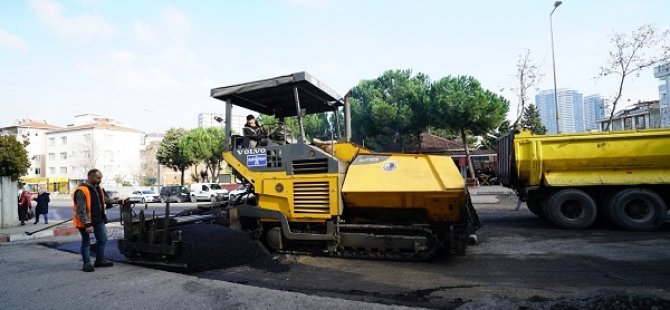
[292,158,328,174]
[293,182,330,214]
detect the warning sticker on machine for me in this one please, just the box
[247,154,267,167]
[352,155,390,165]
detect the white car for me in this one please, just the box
[128,190,160,203]
[190,183,229,202]
[228,184,250,202]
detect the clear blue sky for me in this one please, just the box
[1,0,668,132]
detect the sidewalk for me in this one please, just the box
[467,185,515,195]
[0,220,123,243]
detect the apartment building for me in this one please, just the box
[0,120,63,191]
[45,117,145,192]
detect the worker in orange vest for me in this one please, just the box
[73,169,113,272]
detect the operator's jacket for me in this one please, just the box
[72,183,108,229]
[243,124,266,147]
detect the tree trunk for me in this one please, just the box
[460,129,478,186]
[180,168,185,185]
[605,75,626,131]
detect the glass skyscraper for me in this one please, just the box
[583,95,609,131]
[535,89,584,134]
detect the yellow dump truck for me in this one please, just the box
[497,129,670,231]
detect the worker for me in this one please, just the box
[243,115,267,147]
[73,168,114,272]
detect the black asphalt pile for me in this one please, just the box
[179,224,288,273]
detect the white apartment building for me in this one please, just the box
[0,120,62,190]
[45,120,145,191]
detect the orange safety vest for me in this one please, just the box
[72,185,107,228]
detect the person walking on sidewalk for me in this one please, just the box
[18,188,31,226]
[33,190,50,224]
[73,169,113,272]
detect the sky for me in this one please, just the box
[1,0,669,133]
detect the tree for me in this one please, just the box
[156,128,194,185]
[520,104,547,135]
[431,76,509,184]
[0,135,30,181]
[511,49,542,128]
[180,127,226,182]
[349,69,431,151]
[599,24,670,130]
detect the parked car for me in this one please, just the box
[228,184,249,202]
[105,190,121,205]
[189,183,229,202]
[128,190,160,203]
[159,185,191,203]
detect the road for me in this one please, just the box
[187,195,670,309]
[42,194,670,309]
[44,200,210,222]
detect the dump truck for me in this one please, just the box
[118,72,479,268]
[497,129,670,231]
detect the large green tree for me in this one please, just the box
[431,75,509,183]
[156,128,194,185]
[0,136,30,181]
[180,127,226,182]
[349,69,431,151]
[257,113,333,142]
[520,104,547,135]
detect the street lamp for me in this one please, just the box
[550,0,562,134]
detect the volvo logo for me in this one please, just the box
[236,148,267,155]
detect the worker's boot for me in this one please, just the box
[94,260,114,268]
[82,263,95,272]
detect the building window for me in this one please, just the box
[34,155,41,162]
[623,117,633,130]
[82,151,91,158]
[60,136,67,145]
[48,167,55,175]
[34,168,40,175]
[48,153,55,160]
[60,152,67,160]
[60,167,67,174]
[48,137,55,146]
[636,115,646,129]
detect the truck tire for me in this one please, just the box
[606,188,666,232]
[544,189,597,229]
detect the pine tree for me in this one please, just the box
[520,104,547,135]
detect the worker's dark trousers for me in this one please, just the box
[78,222,108,264]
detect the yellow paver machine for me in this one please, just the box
[118,72,479,266]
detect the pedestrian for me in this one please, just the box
[73,168,113,272]
[33,189,50,224]
[18,187,31,226]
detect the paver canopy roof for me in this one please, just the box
[210,72,344,117]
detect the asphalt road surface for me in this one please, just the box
[187,195,670,309]
[47,194,670,309]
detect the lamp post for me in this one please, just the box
[550,0,562,134]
